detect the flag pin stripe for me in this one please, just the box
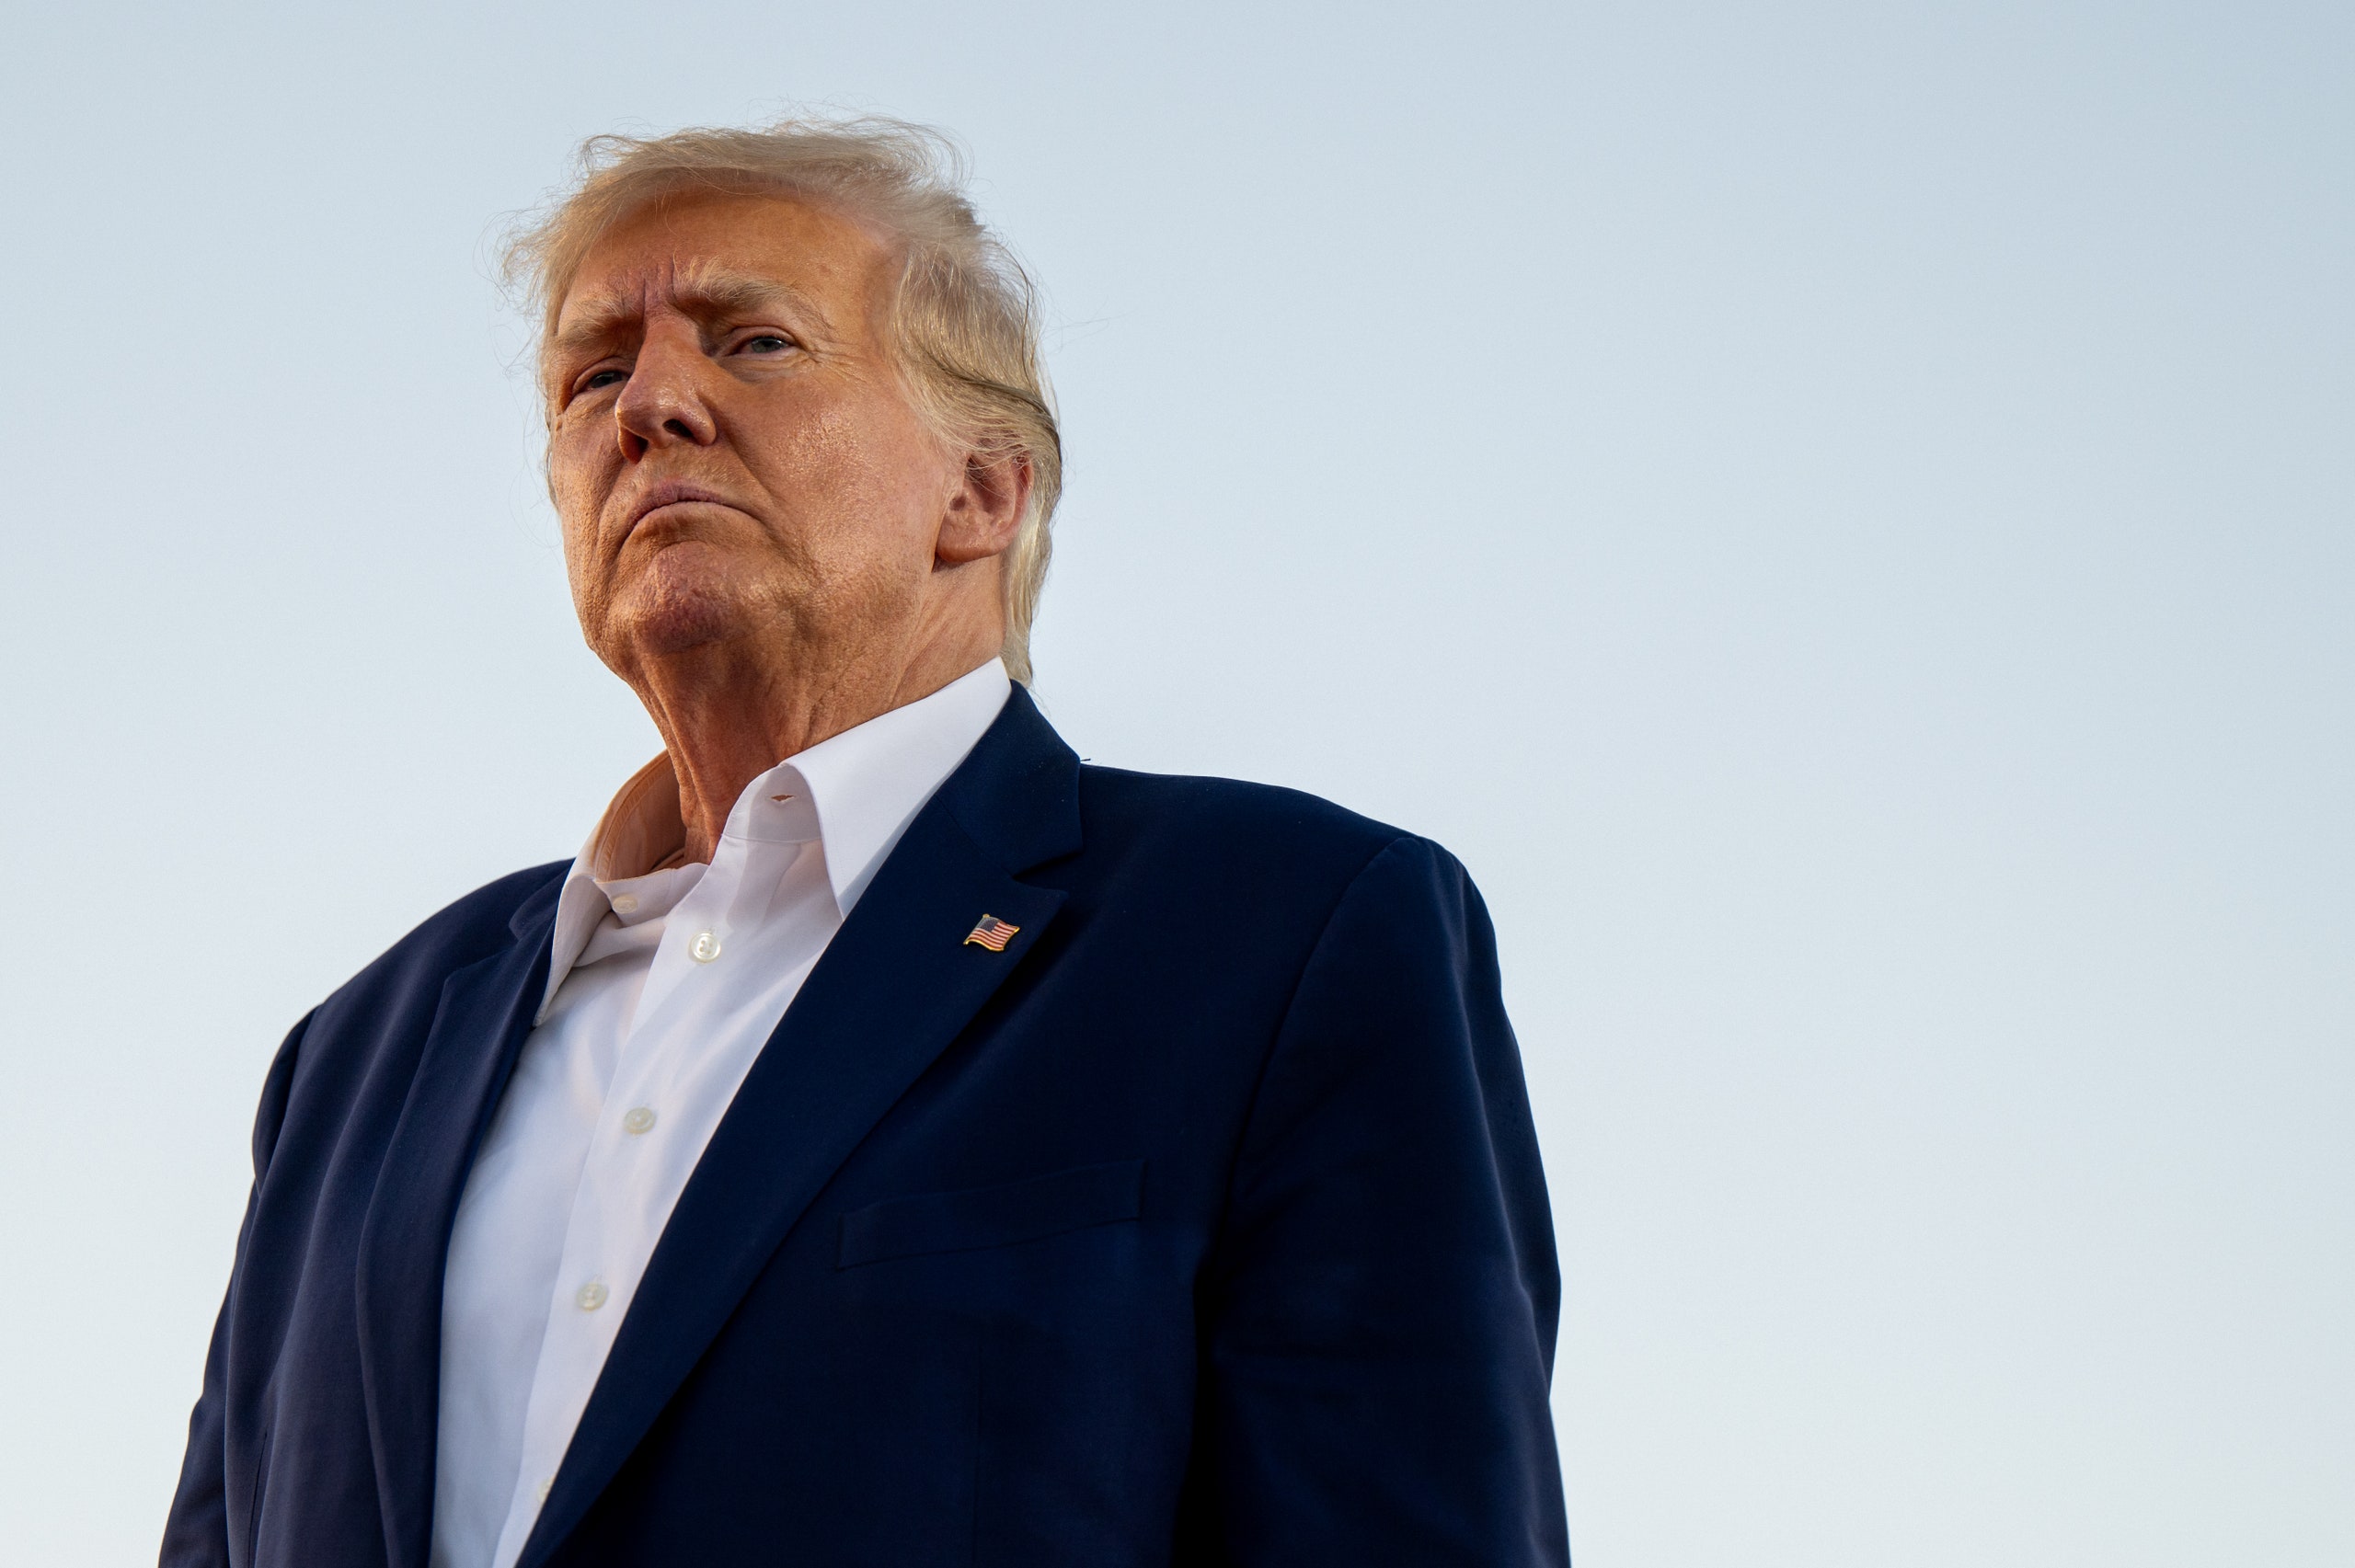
[963,914,1020,951]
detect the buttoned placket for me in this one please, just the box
[488,773,833,1568]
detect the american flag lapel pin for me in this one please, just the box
[963,913,1020,951]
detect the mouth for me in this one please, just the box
[625,480,740,532]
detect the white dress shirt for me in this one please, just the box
[430,658,1012,1568]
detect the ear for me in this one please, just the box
[936,448,1033,566]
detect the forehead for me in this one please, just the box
[555,189,893,336]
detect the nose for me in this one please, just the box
[613,323,718,461]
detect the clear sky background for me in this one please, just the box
[2,1,2349,1562]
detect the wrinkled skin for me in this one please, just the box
[544,189,1029,863]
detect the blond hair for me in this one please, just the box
[503,116,1061,684]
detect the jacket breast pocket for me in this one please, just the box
[837,1160,1145,1269]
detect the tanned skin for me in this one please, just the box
[544,189,1030,865]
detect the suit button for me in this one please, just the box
[690,930,722,963]
[622,1107,656,1135]
[576,1280,609,1311]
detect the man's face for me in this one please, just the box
[544,189,964,680]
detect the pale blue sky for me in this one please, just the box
[2,2,2349,1562]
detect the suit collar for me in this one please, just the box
[936,681,1082,875]
[530,661,1026,1023]
[794,658,1017,910]
[506,862,568,940]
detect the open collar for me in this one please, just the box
[536,659,1012,1021]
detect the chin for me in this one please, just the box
[609,555,773,659]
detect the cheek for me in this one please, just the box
[547,426,592,498]
[546,433,611,578]
[546,427,616,529]
[756,388,953,529]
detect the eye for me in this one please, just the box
[733,333,796,357]
[565,364,628,405]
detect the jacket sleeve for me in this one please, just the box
[159,1013,310,1568]
[1188,836,1568,1565]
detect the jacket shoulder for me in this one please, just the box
[312,859,568,1018]
[385,856,569,962]
[1073,765,1434,889]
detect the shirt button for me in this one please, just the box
[576,1280,609,1311]
[690,930,722,963]
[611,893,639,915]
[622,1106,657,1135]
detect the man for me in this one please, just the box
[163,116,1568,1568]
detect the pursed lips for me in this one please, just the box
[622,481,743,536]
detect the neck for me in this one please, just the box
[627,624,999,865]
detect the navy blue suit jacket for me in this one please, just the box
[163,687,1568,1566]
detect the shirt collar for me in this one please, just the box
[538,658,1013,1018]
[784,658,1012,916]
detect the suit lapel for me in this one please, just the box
[354,880,560,1568]
[518,687,1081,1568]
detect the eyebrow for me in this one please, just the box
[549,266,829,361]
